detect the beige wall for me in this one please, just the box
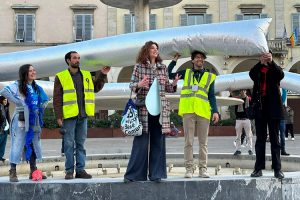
[0,0,107,45]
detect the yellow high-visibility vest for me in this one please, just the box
[178,69,216,119]
[56,69,95,119]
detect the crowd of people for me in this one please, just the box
[0,41,295,182]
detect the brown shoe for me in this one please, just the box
[75,170,92,179]
[29,168,47,179]
[65,172,74,180]
[9,169,19,182]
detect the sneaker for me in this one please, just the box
[233,150,241,156]
[248,150,253,155]
[292,137,295,141]
[199,168,210,178]
[75,170,92,179]
[184,171,193,178]
[285,137,288,141]
[65,172,74,180]
[29,168,47,179]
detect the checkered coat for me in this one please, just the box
[129,61,177,134]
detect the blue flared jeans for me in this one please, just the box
[124,114,167,181]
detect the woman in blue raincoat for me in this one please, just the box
[0,64,48,182]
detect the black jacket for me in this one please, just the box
[249,60,284,119]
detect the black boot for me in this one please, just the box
[274,170,284,179]
[9,168,19,182]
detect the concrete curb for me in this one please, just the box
[0,153,299,176]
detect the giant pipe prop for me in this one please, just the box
[0,19,271,81]
[1,71,299,109]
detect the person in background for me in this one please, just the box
[285,105,295,141]
[0,96,10,162]
[279,88,289,156]
[124,41,179,182]
[0,64,48,182]
[53,51,110,180]
[231,89,253,156]
[168,51,219,178]
[249,52,285,179]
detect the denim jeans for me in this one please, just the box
[279,120,286,151]
[0,130,8,158]
[63,117,87,173]
[124,114,166,181]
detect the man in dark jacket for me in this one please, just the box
[249,52,284,179]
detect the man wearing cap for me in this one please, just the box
[168,51,219,178]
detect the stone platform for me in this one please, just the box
[1,173,300,200]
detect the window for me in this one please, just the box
[292,13,300,44]
[235,13,268,21]
[74,14,93,42]
[124,14,156,33]
[124,14,135,33]
[180,14,212,26]
[149,14,156,30]
[15,14,35,42]
[188,14,204,25]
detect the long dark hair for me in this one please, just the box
[136,41,162,64]
[18,64,38,97]
[0,96,9,107]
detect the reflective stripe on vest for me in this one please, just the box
[178,69,216,119]
[56,69,95,119]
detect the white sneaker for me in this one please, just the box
[184,171,193,178]
[199,168,210,178]
[292,137,295,141]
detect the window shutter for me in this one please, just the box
[204,14,212,24]
[235,14,243,21]
[75,15,83,41]
[124,14,132,33]
[150,14,156,30]
[84,15,92,40]
[16,14,25,41]
[25,15,33,42]
[260,13,268,18]
[180,14,188,26]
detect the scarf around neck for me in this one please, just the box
[24,84,48,161]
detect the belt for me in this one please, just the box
[236,118,248,120]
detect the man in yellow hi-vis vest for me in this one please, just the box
[53,51,110,180]
[168,51,219,178]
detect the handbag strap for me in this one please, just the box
[129,89,133,99]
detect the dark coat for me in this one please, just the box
[249,60,284,119]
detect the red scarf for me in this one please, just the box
[260,66,269,96]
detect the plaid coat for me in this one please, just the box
[129,61,177,134]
